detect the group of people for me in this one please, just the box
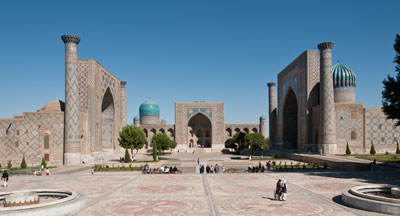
[274,179,287,201]
[142,165,179,174]
[199,164,220,174]
[248,161,277,173]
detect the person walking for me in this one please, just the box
[281,180,287,201]
[274,179,282,200]
[197,157,200,165]
[200,165,204,174]
[1,170,9,187]
[91,167,95,175]
[46,168,50,176]
[210,165,214,173]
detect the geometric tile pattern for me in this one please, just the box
[318,44,337,152]
[365,108,400,153]
[0,111,64,166]
[64,42,81,154]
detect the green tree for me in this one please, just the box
[244,133,268,154]
[370,141,376,155]
[118,125,146,160]
[232,132,246,151]
[20,155,27,169]
[151,133,170,154]
[124,148,131,163]
[345,142,351,155]
[382,34,400,126]
[169,140,177,153]
[41,157,47,168]
[396,141,400,154]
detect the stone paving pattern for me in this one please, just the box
[2,170,398,215]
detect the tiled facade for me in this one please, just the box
[134,102,266,150]
[270,43,399,154]
[0,36,127,166]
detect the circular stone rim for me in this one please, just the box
[0,189,78,211]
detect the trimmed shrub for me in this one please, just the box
[124,149,131,163]
[345,142,351,155]
[370,143,376,155]
[20,156,27,169]
[396,142,400,154]
[7,161,12,169]
[41,157,47,168]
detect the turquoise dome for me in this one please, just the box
[133,116,140,121]
[260,115,266,120]
[332,62,356,88]
[139,99,160,116]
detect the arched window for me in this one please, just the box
[252,128,258,133]
[351,131,356,140]
[226,128,232,137]
[244,128,249,134]
[143,129,148,138]
[44,134,50,149]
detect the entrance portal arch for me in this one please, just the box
[283,88,298,149]
[188,113,212,148]
[101,88,114,149]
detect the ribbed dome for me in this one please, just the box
[41,99,65,111]
[332,62,356,88]
[139,99,160,116]
[133,116,140,121]
[260,115,266,120]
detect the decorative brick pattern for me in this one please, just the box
[0,111,64,166]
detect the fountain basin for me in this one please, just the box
[4,192,39,207]
[342,185,400,215]
[0,189,85,216]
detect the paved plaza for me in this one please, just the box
[2,168,399,215]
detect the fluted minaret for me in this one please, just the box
[267,82,277,147]
[318,42,337,155]
[61,35,81,165]
[120,81,127,128]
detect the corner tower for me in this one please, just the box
[61,35,81,165]
[318,42,337,155]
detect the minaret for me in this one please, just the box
[318,42,337,155]
[267,82,277,147]
[120,81,127,129]
[61,35,81,165]
[259,115,267,138]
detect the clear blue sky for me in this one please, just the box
[1,1,399,129]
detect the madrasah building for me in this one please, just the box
[0,36,398,166]
[268,42,400,155]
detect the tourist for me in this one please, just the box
[1,170,8,187]
[160,166,164,172]
[281,180,287,201]
[200,165,204,174]
[372,159,377,171]
[261,165,265,172]
[165,166,170,173]
[222,166,225,173]
[272,161,276,170]
[197,157,200,165]
[267,161,271,170]
[215,164,219,173]
[46,168,50,176]
[91,167,94,175]
[248,165,252,173]
[274,179,282,200]
[206,165,211,173]
[258,162,261,169]
[369,162,373,172]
